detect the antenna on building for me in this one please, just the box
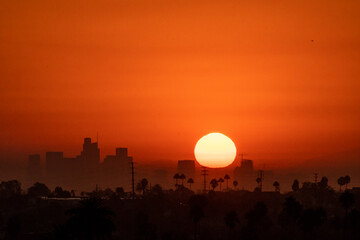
[96,132,99,143]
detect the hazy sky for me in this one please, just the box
[1,0,359,167]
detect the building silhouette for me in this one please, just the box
[102,147,133,189]
[43,138,101,190]
[80,137,100,166]
[27,154,42,183]
[234,159,256,190]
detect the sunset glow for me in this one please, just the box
[194,133,237,168]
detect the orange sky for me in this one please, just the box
[1,0,360,168]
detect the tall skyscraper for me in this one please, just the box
[80,137,100,165]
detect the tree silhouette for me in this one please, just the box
[189,195,208,240]
[28,182,51,197]
[233,180,238,189]
[339,190,355,218]
[344,175,351,190]
[136,178,149,195]
[179,173,186,186]
[318,176,328,190]
[256,177,262,192]
[299,207,326,234]
[242,202,270,239]
[187,178,194,190]
[0,180,21,198]
[224,174,230,190]
[66,198,116,239]
[279,196,303,226]
[135,211,156,239]
[151,184,164,198]
[224,210,239,231]
[256,177,261,186]
[5,216,22,240]
[54,186,71,198]
[115,187,125,198]
[273,181,280,192]
[338,177,346,192]
[218,178,224,191]
[173,173,180,187]
[292,179,300,192]
[210,179,218,190]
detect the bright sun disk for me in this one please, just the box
[194,132,237,168]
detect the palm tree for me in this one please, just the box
[256,177,261,186]
[273,181,280,192]
[189,195,207,240]
[218,178,224,191]
[173,173,180,186]
[318,176,328,189]
[339,190,355,218]
[233,180,238,189]
[136,178,148,195]
[210,179,218,190]
[344,175,351,190]
[224,174,230,190]
[187,178,194,190]
[224,210,239,237]
[338,177,346,192]
[179,173,186,186]
[66,198,116,239]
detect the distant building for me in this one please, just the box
[233,159,256,189]
[27,154,42,183]
[42,137,133,191]
[46,152,64,172]
[102,147,133,189]
[234,159,254,175]
[45,152,64,185]
[80,137,100,166]
[177,160,196,178]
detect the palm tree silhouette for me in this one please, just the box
[338,177,346,192]
[233,180,238,189]
[173,173,180,187]
[210,179,218,191]
[273,181,280,192]
[179,173,186,186]
[339,190,355,218]
[66,198,116,239]
[256,177,262,190]
[224,174,230,190]
[344,175,351,190]
[187,178,194,190]
[218,178,224,191]
[224,210,239,237]
[189,195,208,240]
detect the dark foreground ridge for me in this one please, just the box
[0,179,359,240]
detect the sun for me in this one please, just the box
[194,132,237,168]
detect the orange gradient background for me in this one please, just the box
[0,0,360,168]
